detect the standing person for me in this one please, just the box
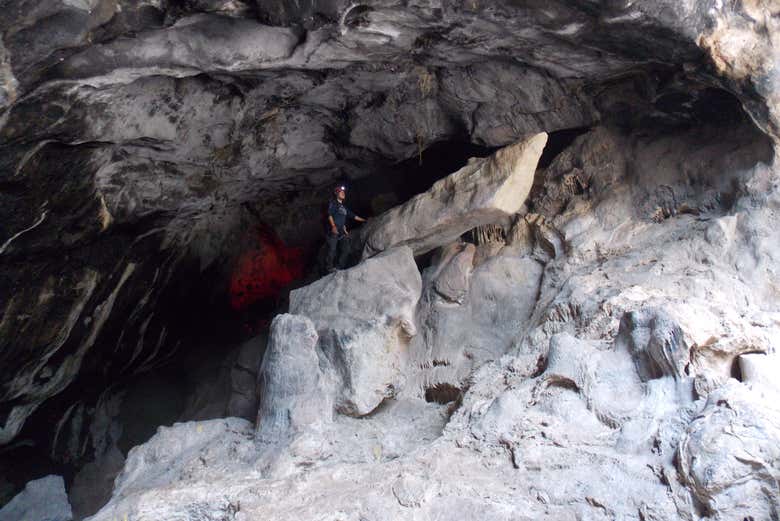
[326,184,366,273]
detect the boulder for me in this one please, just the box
[406,244,543,395]
[738,353,780,393]
[0,475,73,521]
[256,314,332,443]
[361,133,548,258]
[677,381,780,520]
[289,247,422,416]
[110,418,255,501]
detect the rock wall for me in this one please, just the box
[83,113,780,520]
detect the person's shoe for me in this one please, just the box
[327,267,337,274]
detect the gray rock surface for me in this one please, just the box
[739,353,780,393]
[2,0,780,453]
[361,133,548,257]
[678,381,780,520]
[1,2,780,521]
[256,314,331,443]
[86,117,780,521]
[108,418,256,503]
[0,475,73,521]
[404,238,544,398]
[289,247,422,416]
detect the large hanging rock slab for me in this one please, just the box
[289,247,422,416]
[0,475,73,521]
[361,133,548,258]
[255,314,332,443]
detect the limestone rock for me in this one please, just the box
[110,418,255,501]
[1,1,780,520]
[85,116,779,521]
[2,0,779,456]
[0,475,73,521]
[289,247,421,416]
[406,243,543,396]
[256,314,332,443]
[361,133,548,258]
[432,242,475,304]
[56,14,302,83]
[739,353,780,393]
[617,307,690,381]
[678,381,780,520]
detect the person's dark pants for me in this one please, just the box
[326,233,349,271]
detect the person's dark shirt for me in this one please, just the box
[328,200,355,233]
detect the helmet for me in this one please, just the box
[333,184,346,195]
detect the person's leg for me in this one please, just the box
[336,235,350,269]
[325,234,338,272]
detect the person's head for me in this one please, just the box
[334,184,346,202]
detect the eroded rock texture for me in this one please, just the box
[289,247,421,416]
[86,114,779,520]
[0,475,72,521]
[1,0,779,520]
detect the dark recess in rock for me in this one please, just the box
[537,127,591,169]
[425,383,462,405]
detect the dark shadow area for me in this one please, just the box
[345,140,499,219]
[538,127,591,169]
[730,357,743,382]
[424,383,462,404]
[0,242,272,509]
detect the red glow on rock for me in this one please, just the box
[229,225,305,311]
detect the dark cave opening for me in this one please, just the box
[0,220,289,502]
[424,383,462,405]
[344,140,499,219]
[538,127,591,169]
[730,357,744,382]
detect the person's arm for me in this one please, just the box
[327,203,339,235]
[346,208,366,223]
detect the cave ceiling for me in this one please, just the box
[2,1,777,236]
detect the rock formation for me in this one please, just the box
[361,132,547,257]
[84,116,780,520]
[1,1,779,520]
[255,313,330,443]
[288,247,421,416]
[0,475,73,521]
